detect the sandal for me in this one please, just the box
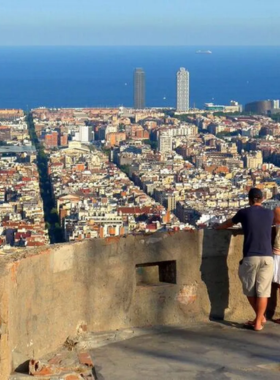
[244,318,267,327]
[244,320,255,327]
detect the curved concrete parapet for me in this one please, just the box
[0,230,279,377]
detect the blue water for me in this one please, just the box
[0,46,279,110]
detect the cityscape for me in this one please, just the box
[0,69,279,253]
[2,0,280,379]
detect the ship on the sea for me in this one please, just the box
[196,50,212,54]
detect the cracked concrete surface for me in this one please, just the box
[89,321,280,380]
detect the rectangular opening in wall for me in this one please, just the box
[136,260,176,286]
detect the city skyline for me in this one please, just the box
[1,1,280,375]
[0,1,279,46]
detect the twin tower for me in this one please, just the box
[133,67,190,112]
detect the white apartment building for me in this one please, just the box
[79,125,93,143]
[159,133,172,153]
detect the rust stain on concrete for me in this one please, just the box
[105,236,121,245]
[10,262,20,284]
[176,284,197,305]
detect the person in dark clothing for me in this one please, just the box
[215,188,274,331]
[4,228,15,247]
[18,236,26,247]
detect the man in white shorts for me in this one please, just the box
[216,188,274,331]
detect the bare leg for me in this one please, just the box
[247,296,257,313]
[254,297,268,330]
[246,297,266,325]
[273,285,280,323]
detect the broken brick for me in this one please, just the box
[78,352,94,367]
[64,375,83,380]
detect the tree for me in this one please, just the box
[143,139,158,150]
[120,165,130,176]
[102,148,111,157]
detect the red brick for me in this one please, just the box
[78,352,94,367]
[64,375,81,380]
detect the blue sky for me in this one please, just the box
[0,0,279,46]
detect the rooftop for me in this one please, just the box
[10,322,280,379]
[0,145,36,153]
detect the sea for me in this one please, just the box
[0,46,279,110]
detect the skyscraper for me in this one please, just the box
[176,68,189,112]
[134,68,145,109]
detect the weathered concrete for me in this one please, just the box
[1,230,279,378]
[91,321,280,380]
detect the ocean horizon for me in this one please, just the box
[0,45,279,110]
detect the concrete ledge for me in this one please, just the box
[1,230,279,378]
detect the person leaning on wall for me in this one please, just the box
[214,188,274,331]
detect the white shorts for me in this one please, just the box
[273,254,280,284]
[238,256,274,298]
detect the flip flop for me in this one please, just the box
[273,319,280,324]
[244,318,267,327]
[244,320,255,326]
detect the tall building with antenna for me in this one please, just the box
[134,68,145,109]
[176,68,189,112]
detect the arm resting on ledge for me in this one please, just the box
[215,219,234,230]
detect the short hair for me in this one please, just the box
[248,188,263,203]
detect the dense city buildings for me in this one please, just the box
[31,107,280,232]
[31,108,183,243]
[134,68,146,109]
[0,111,49,253]
[1,102,280,253]
[176,67,190,112]
[46,142,174,241]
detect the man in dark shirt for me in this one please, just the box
[216,188,274,331]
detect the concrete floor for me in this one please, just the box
[91,321,280,380]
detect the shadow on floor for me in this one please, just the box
[92,322,280,380]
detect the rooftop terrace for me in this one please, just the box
[1,230,280,379]
[91,321,280,380]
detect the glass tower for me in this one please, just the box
[134,68,145,109]
[176,68,189,112]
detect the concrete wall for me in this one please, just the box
[0,230,279,377]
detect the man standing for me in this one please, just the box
[215,188,274,331]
